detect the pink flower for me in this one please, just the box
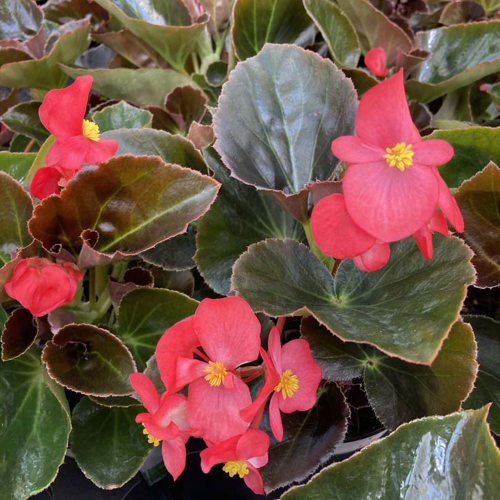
[156,297,261,444]
[413,210,449,260]
[29,164,76,199]
[130,373,199,480]
[331,70,457,242]
[365,47,388,77]
[200,429,269,495]
[4,258,83,317]
[240,327,322,441]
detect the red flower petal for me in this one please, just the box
[269,394,283,442]
[433,167,464,233]
[343,161,439,241]
[29,167,61,199]
[352,242,391,271]
[311,193,376,259]
[331,136,384,164]
[268,326,282,374]
[129,373,160,414]
[187,377,251,445]
[84,138,119,165]
[200,434,241,473]
[413,224,433,260]
[428,210,449,236]
[236,429,269,462]
[194,297,260,371]
[365,47,388,77]
[48,136,90,170]
[162,436,186,480]
[175,357,208,388]
[355,70,420,149]
[39,75,92,139]
[138,416,180,441]
[413,139,454,166]
[244,463,265,495]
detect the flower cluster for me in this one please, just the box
[30,76,118,199]
[130,297,322,494]
[311,70,464,272]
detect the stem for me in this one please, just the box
[251,403,266,430]
[24,138,36,153]
[89,267,96,307]
[276,316,286,335]
[302,220,335,272]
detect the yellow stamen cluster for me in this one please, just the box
[223,461,249,478]
[82,119,100,141]
[142,424,161,447]
[274,369,299,399]
[203,361,227,387]
[383,142,414,171]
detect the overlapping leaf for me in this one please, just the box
[1,308,38,361]
[92,101,152,133]
[0,152,35,183]
[2,101,49,142]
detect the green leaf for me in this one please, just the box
[213,44,357,194]
[0,152,36,183]
[70,397,151,489]
[476,0,500,12]
[303,0,360,68]
[0,172,33,266]
[336,0,412,65]
[2,101,49,142]
[0,347,71,500]
[427,127,500,188]
[455,162,500,288]
[61,65,196,107]
[261,383,348,493]
[42,0,108,27]
[0,22,90,90]
[164,85,207,134]
[42,324,137,396]
[195,148,304,295]
[28,155,219,262]
[281,407,500,500]
[25,134,56,184]
[231,0,313,61]
[232,237,475,364]
[93,0,206,72]
[1,308,38,361]
[0,0,43,42]
[407,21,500,103]
[117,288,198,370]
[463,315,500,435]
[92,101,152,133]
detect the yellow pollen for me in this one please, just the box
[223,461,249,479]
[274,369,299,400]
[383,142,414,171]
[82,119,100,141]
[203,361,227,387]
[142,424,161,447]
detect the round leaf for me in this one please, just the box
[0,152,36,183]
[1,308,38,361]
[2,101,49,142]
[92,101,153,133]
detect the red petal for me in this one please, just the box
[244,464,265,495]
[176,357,208,388]
[39,75,92,138]
[278,339,322,414]
[51,135,90,170]
[311,193,376,258]
[433,167,464,233]
[138,416,180,441]
[413,140,454,166]
[355,70,420,149]
[268,326,282,374]
[155,393,189,431]
[331,135,384,164]
[84,139,119,165]
[29,167,61,199]
[353,242,391,271]
[200,434,241,472]
[194,297,260,371]
[236,429,269,462]
[162,436,186,480]
[269,394,283,442]
[129,373,160,414]
[365,47,388,77]
[428,210,449,236]
[187,377,251,445]
[343,161,439,241]
[413,224,433,260]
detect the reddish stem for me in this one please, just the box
[251,402,266,430]
[193,348,210,362]
[276,316,286,335]
[24,138,36,153]
[332,258,342,277]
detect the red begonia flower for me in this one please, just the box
[39,75,118,170]
[130,373,200,480]
[156,297,261,444]
[365,47,388,77]
[240,327,322,441]
[200,429,269,495]
[332,70,455,242]
[352,241,390,272]
[413,210,449,260]
[29,164,77,199]
[4,257,83,317]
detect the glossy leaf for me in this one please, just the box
[0,152,35,183]
[303,0,360,68]
[2,101,49,142]
[232,237,475,364]
[0,347,70,500]
[231,0,313,61]
[93,0,206,72]
[25,135,56,184]
[282,407,500,500]
[92,101,152,133]
[42,324,137,396]
[1,308,38,361]
[0,0,43,42]
[336,0,412,65]
[165,85,207,134]
[42,0,108,27]
[407,21,500,103]
[28,155,219,263]
[117,288,198,370]
[261,383,349,493]
[195,148,304,295]
[0,172,33,265]
[455,163,500,288]
[71,397,151,489]
[61,65,195,107]
[0,22,90,90]
[463,315,500,435]
[213,44,357,195]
